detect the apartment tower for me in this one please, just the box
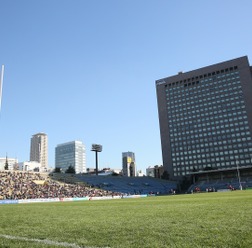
[30,133,48,170]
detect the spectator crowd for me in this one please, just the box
[0,171,120,200]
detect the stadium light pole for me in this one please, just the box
[91,144,102,176]
[235,160,242,190]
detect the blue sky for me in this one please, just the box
[1,1,252,173]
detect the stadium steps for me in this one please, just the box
[75,175,177,195]
[50,173,87,185]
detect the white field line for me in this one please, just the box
[0,234,103,248]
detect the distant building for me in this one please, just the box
[146,165,164,179]
[154,165,164,179]
[156,56,252,179]
[146,166,155,177]
[86,168,96,174]
[30,133,48,170]
[113,168,122,175]
[137,170,144,177]
[55,141,86,174]
[0,157,18,170]
[18,161,41,172]
[86,167,122,175]
[122,152,136,177]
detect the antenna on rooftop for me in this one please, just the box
[0,65,4,113]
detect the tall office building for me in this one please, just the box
[55,141,86,174]
[30,133,48,170]
[122,152,136,177]
[156,56,252,180]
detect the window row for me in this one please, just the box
[170,128,250,136]
[167,99,245,110]
[170,119,248,127]
[173,159,251,170]
[171,124,249,132]
[168,110,247,119]
[166,81,242,94]
[166,77,240,93]
[169,106,245,115]
[171,140,252,148]
[165,69,239,89]
[172,151,252,161]
[169,114,248,124]
[167,89,243,101]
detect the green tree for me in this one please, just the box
[65,165,76,174]
[54,167,61,173]
[161,170,170,180]
[180,176,192,192]
[4,156,9,170]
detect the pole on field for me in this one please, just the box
[236,160,242,190]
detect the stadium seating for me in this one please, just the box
[75,175,178,195]
[187,177,251,193]
[0,171,120,200]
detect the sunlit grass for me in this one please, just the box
[0,191,252,247]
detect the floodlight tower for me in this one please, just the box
[0,65,4,113]
[91,144,102,176]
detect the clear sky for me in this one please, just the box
[0,0,252,173]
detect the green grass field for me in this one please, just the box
[0,191,252,248]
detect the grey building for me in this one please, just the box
[55,141,86,174]
[30,133,48,170]
[156,56,252,180]
[122,152,136,177]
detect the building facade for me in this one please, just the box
[156,56,252,179]
[146,165,164,179]
[30,133,48,170]
[0,157,18,170]
[122,152,136,177]
[146,166,155,177]
[55,141,86,174]
[18,161,41,172]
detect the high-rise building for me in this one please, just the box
[156,56,252,180]
[122,152,136,177]
[55,141,86,174]
[30,133,48,170]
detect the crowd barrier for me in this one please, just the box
[0,194,148,205]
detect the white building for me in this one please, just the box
[0,157,18,170]
[146,166,155,177]
[55,141,86,174]
[137,170,144,177]
[30,133,48,170]
[18,161,41,172]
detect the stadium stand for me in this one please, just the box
[187,166,252,193]
[0,170,177,200]
[187,177,252,193]
[75,174,178,195]
[50,172,87,185]
[0,171,121,200]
